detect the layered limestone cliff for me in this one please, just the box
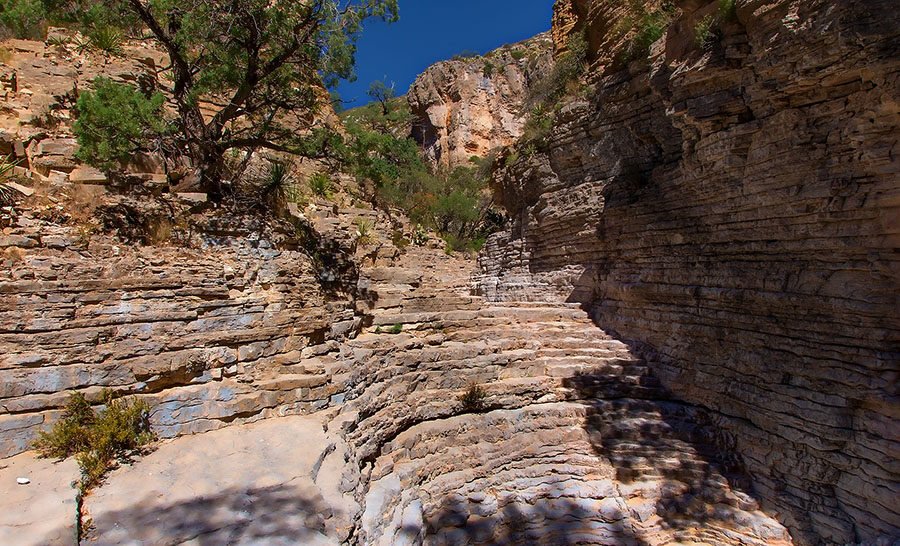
[479,0,900,543]
[408,33,553,167]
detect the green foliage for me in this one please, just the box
[526,31,587,110]
[341,96,412,137]
[35,0,399,196]
[74,77,169,170]
[522,105,554,145]
[367,79,396,116]
[618,1,677,62]
[0,0,46,39]
[354,217,374,246]
[694,14,716,48]
[388,323,403,334]
[309,172,333,198]
[719,0,737,21]
[482,61,495,78]
[390,229,409,250]
[459,383,487,412]
[451,49,480,61]
[33,391,154,491]
[0,154,24,206]
[344,122,425,185]
[695,0,737,49]
[510,49,526,61]
[87,26,123,55]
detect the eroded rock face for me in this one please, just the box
[407,34,553,167]
[0,212,358,458]
[478,0,900,543]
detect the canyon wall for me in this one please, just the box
[408,33,553,168]
[0,209,360,458]
[478,0,900,543]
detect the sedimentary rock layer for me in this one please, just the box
[408,33,553,167]
[478,0,900,543]
[0,217,357,458]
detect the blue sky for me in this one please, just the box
[336,0,555,108]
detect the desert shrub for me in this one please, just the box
[0,0,46,39]
[522,105,554,145]
[482,61,495,78]
[459,383,487,412]
[617,1,678,62]
[526,30,587,109]
[354,217,374,246]
[391,229,409,250]
[718,0,737,21]
[695,14,716,48]
[74,77,169,170]
[88,26,123,55]
[510,49,526,61]
[451,49,479,61]
[249,160,300,213]
[0,154,24,206]
[33,390,154,491]
[309,172,333,198]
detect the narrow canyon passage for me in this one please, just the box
[62,248,790,545]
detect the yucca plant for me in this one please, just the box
[88,26,124,55]
[309,172,333,198]
[0,155,24,206]
[354,217,374,246]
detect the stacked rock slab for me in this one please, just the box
[478,0,899,543]
[0,215,357,458]
[320,248,791,545]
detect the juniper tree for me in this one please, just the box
[36,0,399,198]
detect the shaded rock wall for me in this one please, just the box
[408,34,553,168]
[478,0,900,543]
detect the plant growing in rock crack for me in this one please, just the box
[33,390,155,492]
[459,383,487,412]
[0,154,24,206]
[355,217,375,247]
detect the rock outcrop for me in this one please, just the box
[0,209,359,458]
[408,33,553,167]
[478,0,900,543]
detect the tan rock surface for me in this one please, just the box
[478,0,900,543]
[407,34,553,167]
[84,413,353,545]
[0,451,80,546]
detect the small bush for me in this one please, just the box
[617,1,677,62]
[510,49,526,61]
[451,49,480,61]
[459,383,487,412]
[88,26,123,55]
[522,106,554,145]
[34,391,155,491]
[718,0,737,21]
[694,14,716,48]
[0,0,47,39]
[354,217,374,246]
[309,172,333,198]
[391,229,409,250]
[388,323,403,334]
[482,61,495,78]
[0,154,24,206]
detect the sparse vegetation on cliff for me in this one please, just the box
[617,1,678,62]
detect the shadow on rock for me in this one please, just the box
[72,484,337,546]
